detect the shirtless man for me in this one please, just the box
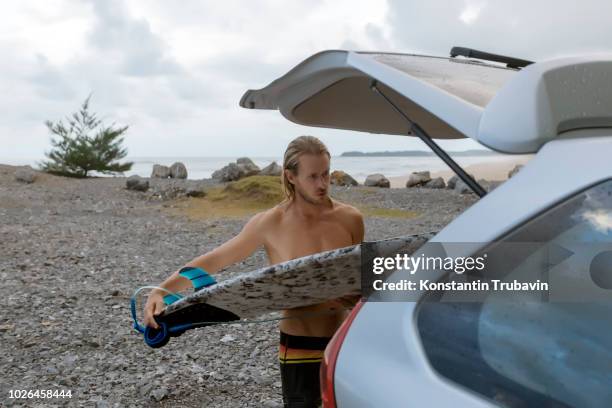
[144,135,364,407]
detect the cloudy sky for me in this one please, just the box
[2,0,610,161]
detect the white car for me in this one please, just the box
[241,48,612,407]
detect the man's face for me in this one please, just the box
[288,153,330,205]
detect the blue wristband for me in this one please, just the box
[178,266,217,291]
[163,293,184,305]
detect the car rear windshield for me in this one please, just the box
[417,179,612,408]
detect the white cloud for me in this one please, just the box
[1,0,404,159]
[459,1,486,25]
[387,0,612,61]
[0,2,92,66]
[2,0,611,160]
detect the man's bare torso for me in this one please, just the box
[258,198,362,337]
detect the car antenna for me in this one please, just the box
[450,46,534,69]
[369,79,488,198]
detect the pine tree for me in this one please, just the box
[39,96,133,178]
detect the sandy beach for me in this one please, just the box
[1,164,481,407]
[388,155,533,188]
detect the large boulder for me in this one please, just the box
[212,158,261,182]
[15,166,36,183]
[237,158,260,177]
[364,173,390,188]
[406,171,431,187]
[453,179,472,194]
[330,170,358,186]
[423,177,446,189]
[453,176,500,194]
[212,163,243,182]
[447,174,475,190]
[126,175,149,192]
[237,157,256,166]
[151,164,171,178]
[453,177,485,194]
[260,161,282,176]
[508,164,524,179]
[170,162,188,179]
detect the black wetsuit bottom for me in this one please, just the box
[278,331,332,408]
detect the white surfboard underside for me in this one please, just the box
[164,232,434,318]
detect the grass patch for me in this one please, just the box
[207,175,284,206]
[167,176,284,220]
[165,175,418,220]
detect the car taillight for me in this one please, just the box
[320,300,365,408]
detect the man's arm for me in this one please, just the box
[144,212,267,328]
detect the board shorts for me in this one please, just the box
[279,331,332,408]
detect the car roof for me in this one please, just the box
[240,50,612,154]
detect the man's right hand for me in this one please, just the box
[143,291,166,329]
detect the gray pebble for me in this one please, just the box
[0,165,474,407]
[263,400,283,408]
[96,400,111,408]
[150,387,168,402]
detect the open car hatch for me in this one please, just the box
[241,50,612,154]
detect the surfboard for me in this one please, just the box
[135,231,434,347]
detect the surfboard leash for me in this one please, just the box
[130,285,354,349]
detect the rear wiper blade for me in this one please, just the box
[450,46,534,69]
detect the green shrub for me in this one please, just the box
[38,96,133,178]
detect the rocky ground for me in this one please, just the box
[0,164,478,407]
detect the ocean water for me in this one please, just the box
[115,155,515,182]
[4,155,510,183]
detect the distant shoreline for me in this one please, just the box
[340,149,500,157]
[1,153,533,187]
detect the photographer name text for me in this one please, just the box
[373,279,549,292]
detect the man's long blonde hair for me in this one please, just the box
[281,135,330,201]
